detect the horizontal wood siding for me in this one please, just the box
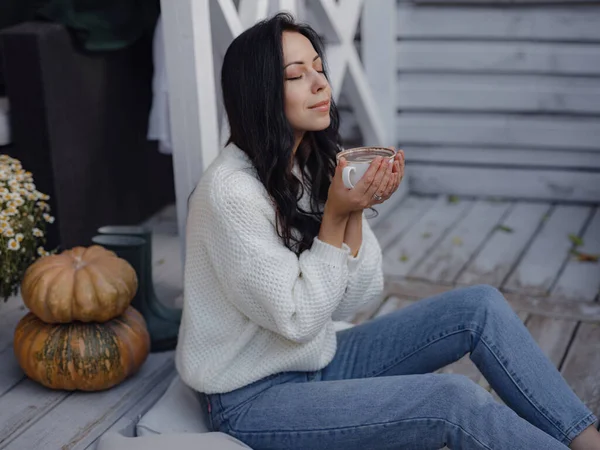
[394,1,600,201]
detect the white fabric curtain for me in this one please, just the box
[147,15,173,155]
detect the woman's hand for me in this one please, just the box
[370,149,404,206]
[325,153,395,218]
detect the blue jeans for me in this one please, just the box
[201,285,596,449]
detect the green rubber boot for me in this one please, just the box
[96,225,182,323]
[91,234,180,352]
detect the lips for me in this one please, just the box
[309,99,330,109]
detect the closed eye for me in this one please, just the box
[286,71,324,81]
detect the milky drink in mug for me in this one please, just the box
[336,147,396,189]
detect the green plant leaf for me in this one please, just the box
[495,225,514,233]
[399,253,409,262]
[568,234,584,247]
[447,195,460,204]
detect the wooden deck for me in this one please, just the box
[1,194,599,449]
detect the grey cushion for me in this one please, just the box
[96,432,251,450]
[137,375,210,435]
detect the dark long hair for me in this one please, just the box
[221,13,342,255]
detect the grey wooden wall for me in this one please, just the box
[393,0,600,202]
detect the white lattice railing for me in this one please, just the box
[160,0,400,256]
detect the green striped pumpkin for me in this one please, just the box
[13,307,150,391]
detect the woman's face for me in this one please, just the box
[282,31,331,136]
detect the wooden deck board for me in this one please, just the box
[411,199,511,283]
[5,353,174,450]
[526,316,578,369]
[0,299,26,354]
[561,323,600,424]
[0,347,23,399]
[0,299,26,399]
[384,277,600,323]
[551,207,600,302]
[371,195,437,250]
[382,196,474,278]
[503,205,591,296]
[0,379,69,448]
[457,202,551,287]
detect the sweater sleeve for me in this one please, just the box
[331,213,384,321]
[202,179,351,344]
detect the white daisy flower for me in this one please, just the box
[43,213,55,223]
[3,228,15,237]
[32,228,44,237]
[7,238,20,251]
[37,201,50,211]
[15,233,24,242]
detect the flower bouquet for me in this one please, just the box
[0,155,55,301]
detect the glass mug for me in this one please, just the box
[336,146,396,189]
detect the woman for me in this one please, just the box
[175,13,600,450]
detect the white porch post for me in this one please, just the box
[160,0,220,261]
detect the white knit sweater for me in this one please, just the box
[175,144,384,394]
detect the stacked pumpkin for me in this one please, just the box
[13,245,150,391]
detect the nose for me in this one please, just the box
[310,69,327,94]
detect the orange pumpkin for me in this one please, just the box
[21,245,137,323]
[13,307,150,391]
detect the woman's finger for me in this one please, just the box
[356,156,383,194]
[380,160,395,200]
[385,150,404,195]
[393,160,402,191]
[368,158,393,203]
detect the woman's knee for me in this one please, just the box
[461,284,513,317]
[436,374,494,410]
